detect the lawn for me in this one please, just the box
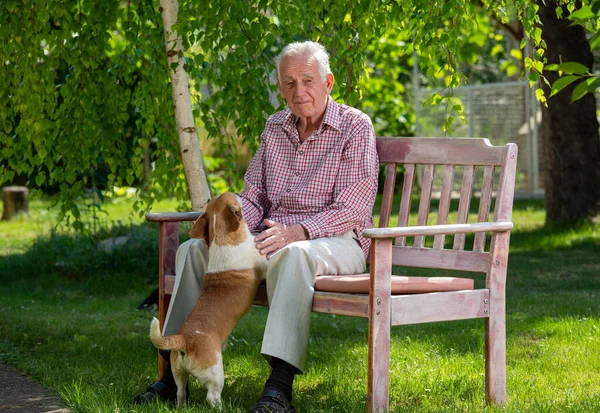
[0,195,599,412]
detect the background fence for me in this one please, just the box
[415,81,543,199]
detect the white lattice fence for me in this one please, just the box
[415,81,542,198]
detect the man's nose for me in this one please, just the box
[295,82,307,95]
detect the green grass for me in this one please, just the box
[0,197,599,412]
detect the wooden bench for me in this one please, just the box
[146,136,517,412]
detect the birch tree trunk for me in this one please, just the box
[159,0,211,210]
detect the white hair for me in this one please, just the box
[275,41,332,82]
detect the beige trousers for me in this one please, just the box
[163,232,366,373]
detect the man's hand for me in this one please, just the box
[254,219,308,259]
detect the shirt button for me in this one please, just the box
[298,150,304,155]
[286,189,291,193]
[294,172,300,176]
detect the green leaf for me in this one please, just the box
[590,31,600,50]
[568,6,595,21]
[510,49,522,60]
[550,75,579,97]
[35,173,45,186]
[528,71,539,87]
[520,38,527,49]
[571,77,599,103]
[556,62,589,75]
[535,88,547,104]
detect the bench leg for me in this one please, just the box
[157,222,179,379]
[485,232,508,404]
[368,239,392,413]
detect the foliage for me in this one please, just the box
[0,0,582,227]
[544,1,600,102]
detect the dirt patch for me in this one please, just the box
[0,363,70,412]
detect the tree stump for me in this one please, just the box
[1,186,30,221]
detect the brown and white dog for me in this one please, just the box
[149,192,267,407]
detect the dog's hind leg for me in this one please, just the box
[171,359,190,408]
[198,353,224,407]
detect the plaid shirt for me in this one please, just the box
[240,98,379,258]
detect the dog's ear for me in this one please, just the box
[226,203,242,231]
[189,213,208,239]
[229,203,243,221]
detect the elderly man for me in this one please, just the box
[134,40,379,413]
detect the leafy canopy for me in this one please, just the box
[1,0,558,226]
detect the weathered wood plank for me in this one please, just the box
[453,165,474,250]
[158,221,179,377]
[376,137,506,166]
[474,166,495,252]
[312,292,369,317]
[368,239,392,413]
[378,163,397,229]
[146,211,202,222]
[390,246,492,273]
[363,221,513,239]
[485,230,510,405]
[391,289,490,326]
[414,164,434,248]
[396,163,415,247]
[494,144,518,222]
[433,165,455,249]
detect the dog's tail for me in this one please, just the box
[149,317,186,351]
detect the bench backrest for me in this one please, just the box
[375,137,518,273]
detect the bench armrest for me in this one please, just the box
[362,221,513,239]
[145,211,203,223]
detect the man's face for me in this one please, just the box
[278,54,334,122]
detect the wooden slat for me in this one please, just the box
[414,164,434,248]
[164,274,175,295]
[376,137,505,166]
[391,246,491,273]
[147,211,203,222]
[433,165,455,249]
[396,163,415,246]
[312,292,369,317]
[378,163,397,228]
[474,166,495,252]
[493,143,519,222]
[453,165,474,250]
[391,289,490,326]
[363,221,513,239]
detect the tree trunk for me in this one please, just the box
[2,186,29,221]
[538,1,600,226]
[159,0,211,210]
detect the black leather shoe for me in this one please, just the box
[248,389,296,413]
[133,381,176,404]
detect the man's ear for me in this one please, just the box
[277,80,285,98]
[325,73,334,93]
[189,213,208,239]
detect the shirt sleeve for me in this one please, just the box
[300,114,379,239]
[239,134,271,232]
